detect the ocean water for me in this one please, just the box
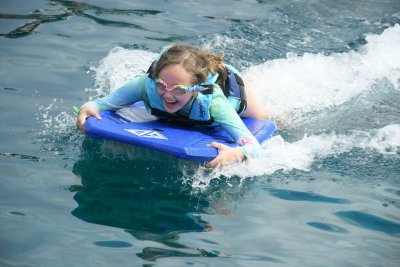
[1,0,399,266]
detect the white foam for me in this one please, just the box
[368,124,400,155]
[243,24,400,120]
[38,99,76,136]
[89,47,157,99]
[186,124,400,188]
[36,98,79,158]
[262,124,400,171]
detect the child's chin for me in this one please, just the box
[163,102,180,113]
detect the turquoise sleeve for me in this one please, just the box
[90,75,148,111]
[210,93,262,160]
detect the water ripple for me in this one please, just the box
[94,240,133,248]
[0,0,163,38]
[0,152,40,162]
[336,211,400,236]
[307,222,349,233]
[268,189,351,204]
[137,247,220,261]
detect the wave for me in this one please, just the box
[38,25,400,188]
[88,48,157,98]
[185,124,400,188]
[243,24,400,121]
[91,24,400,122]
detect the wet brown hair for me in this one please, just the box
[151,43,227,85]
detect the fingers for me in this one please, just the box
[206,142,245,168]
[206,142,221,168]
[208,141,228,150]
[76,108,102,133]
[206,142,228,168]
[76,116,86,133]
[206,156,220,168]
[92,110,102,120]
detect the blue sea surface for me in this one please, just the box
[1,0,400,266]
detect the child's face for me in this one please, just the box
[157,64,195,113]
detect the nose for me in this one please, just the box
[162,90,175,99]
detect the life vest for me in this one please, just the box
[146,61,247,126]
[221,65,247,115]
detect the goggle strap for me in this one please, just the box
[155,78,214,94]
[194,84,214,94]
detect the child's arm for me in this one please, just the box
[87,74,148,112]
[76,75,148,132]
[207,94,262,167]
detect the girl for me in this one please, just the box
[76,44,268,168]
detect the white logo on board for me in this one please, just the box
[124,129,168,140]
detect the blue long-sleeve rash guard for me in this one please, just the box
[83,74,262,160]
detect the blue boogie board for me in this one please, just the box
[84,102,276,162]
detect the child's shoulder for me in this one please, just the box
[223,63,241,76]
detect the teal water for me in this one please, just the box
[1,0,400,266]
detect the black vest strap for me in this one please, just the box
[146,60,156,78]
[151,108,214,126]
[221,68,247,114]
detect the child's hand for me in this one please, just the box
[207,142,245,168]
[76,108,102,133]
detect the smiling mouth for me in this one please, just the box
[163,98,178,104]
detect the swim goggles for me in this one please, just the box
[154,78,213,95]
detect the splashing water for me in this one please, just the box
[242,24,400,121]
[91,24,399,120]
[40,25,400,188]
[36,99,80,157]
[190,25,399,187]
[88,47,157,99]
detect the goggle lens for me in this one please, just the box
[155,78,189,95]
